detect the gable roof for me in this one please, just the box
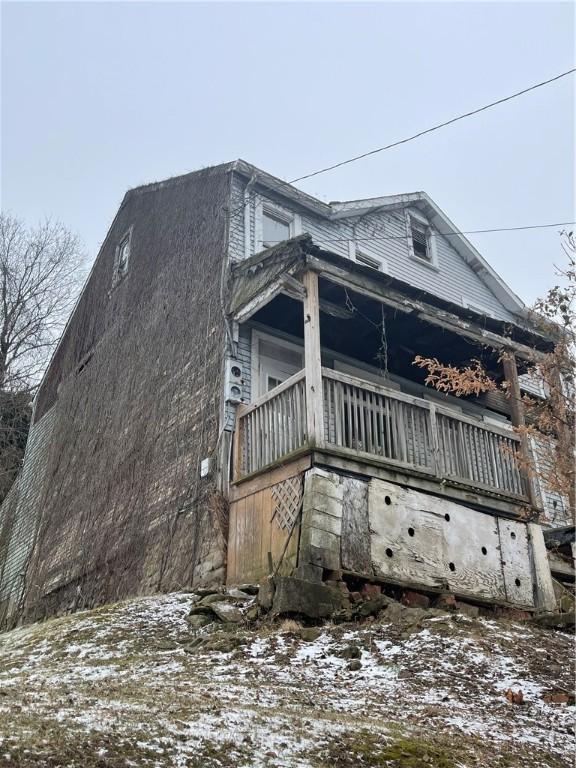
[232,160,527,318]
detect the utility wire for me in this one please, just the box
[263,220,576,244]
[225,68,575,224]
[289,69,576,184]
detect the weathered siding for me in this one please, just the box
[0,408,56,625]
[227,457,309,585]
[229,175,517,324]
[16,165,232,622]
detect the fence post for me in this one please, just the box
[233,408,245,480]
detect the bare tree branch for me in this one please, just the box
[0,213,85,501]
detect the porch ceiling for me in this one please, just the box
[251,284,506,383]
[229,235,556,357]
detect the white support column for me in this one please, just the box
[303,271,324,448]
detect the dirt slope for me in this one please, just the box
[0,592,573,767]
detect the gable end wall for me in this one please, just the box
[14,166,232,622]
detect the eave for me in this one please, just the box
[228,235,556,360]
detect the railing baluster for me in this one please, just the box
[235,369,528,501]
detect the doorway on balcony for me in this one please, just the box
[251,330,304,399]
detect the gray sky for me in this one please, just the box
[2,1,574,305]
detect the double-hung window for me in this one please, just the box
[256,201,300,252]
[262,211,291,247]
[406,211,438,268]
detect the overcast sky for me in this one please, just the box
[1,1,574,305]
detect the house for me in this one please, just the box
[0,160,567,626]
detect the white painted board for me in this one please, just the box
[369,479,534,608]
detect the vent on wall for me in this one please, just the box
[356,251,382,271]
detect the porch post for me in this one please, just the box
[303,270,324,448]
[501,350,541,511]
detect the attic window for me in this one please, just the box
[406,211,438,268]
[262,211,290,247]
[113,230,131,285]
[411,220,430,261]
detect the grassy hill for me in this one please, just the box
[0,591,573,767]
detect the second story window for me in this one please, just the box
[113,230,131,286]
[255,200,301,254]
[406,211,438,268]
[412,222,431,261]
[411,219,430,261]
[262,210,291,247]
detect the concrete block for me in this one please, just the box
[455,601,480,618]
[257,579,275,610]
[306,510,342,535]
[271,577,345,619]
[292,563,323,582]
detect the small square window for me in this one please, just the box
[262,211,290,247]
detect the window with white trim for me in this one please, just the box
[262,211,290,247]
[355,251,383,271]
[255,200,301,252]
[406,211,438,267]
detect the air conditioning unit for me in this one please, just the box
[225,358,244,403]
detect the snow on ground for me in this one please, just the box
[0,591,573,767]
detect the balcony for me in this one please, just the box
[233,367,528,503]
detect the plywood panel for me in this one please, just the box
[368,479,531,607]
[341,477,371,573]
[498,518,534,607]
[227,467,304,585]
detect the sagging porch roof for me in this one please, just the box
[228,235,556,359]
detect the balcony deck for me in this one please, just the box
[233,367,529,505]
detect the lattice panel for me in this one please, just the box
[271,475,303,531]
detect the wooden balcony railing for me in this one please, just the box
[234,370,307,477]
[234,367,529,502]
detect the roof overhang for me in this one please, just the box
[228,235,556,360]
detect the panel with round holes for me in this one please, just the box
[367,479,535,608]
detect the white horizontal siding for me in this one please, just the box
[230,173,519,323]
[301,206,516,323]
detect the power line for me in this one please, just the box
[225,68,575,224]
[289,68,576,184]
[264,220,576,244]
